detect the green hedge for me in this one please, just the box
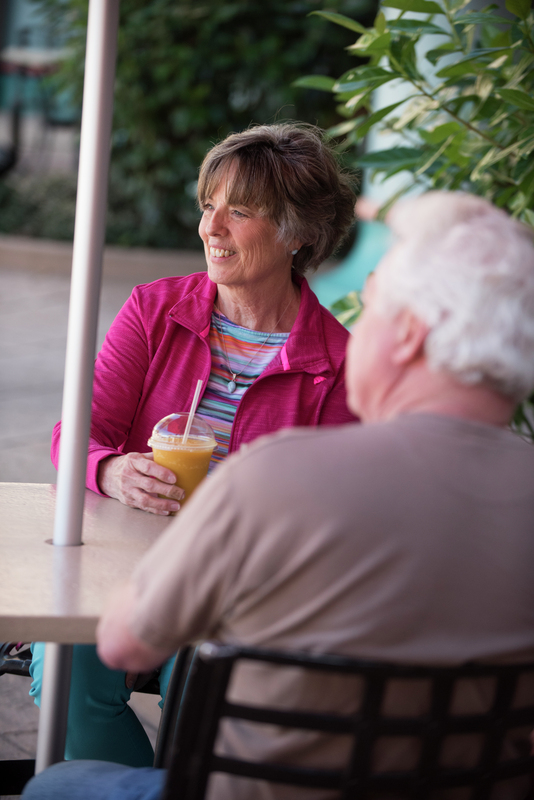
[8,0,375,247]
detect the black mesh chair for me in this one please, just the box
[161,642,534,800]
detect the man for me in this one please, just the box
[23,191,534,799]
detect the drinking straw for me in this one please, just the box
[182,379,203,444]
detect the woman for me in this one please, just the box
[31,122,358,766]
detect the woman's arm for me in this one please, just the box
[51,286,186,513]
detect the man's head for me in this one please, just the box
[346,191,534,422]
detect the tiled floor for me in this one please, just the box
[0,243,205,796]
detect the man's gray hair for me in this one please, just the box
[376,191,534,401]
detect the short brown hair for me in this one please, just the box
[197,123,357,275]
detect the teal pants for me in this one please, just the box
[30,643,175,767]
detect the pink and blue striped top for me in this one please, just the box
[196,310,289,470]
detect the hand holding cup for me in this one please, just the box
[97,451,185,516]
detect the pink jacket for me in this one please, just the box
[51,272,357,495]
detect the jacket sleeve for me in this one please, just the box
[51,287,153,495]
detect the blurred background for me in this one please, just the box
[0,0,377,247]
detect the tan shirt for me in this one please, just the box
[131,414,534,799]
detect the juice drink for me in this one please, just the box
[148,413,216,506]
[151,437,215,503]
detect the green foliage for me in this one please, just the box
[30,0,376,248]
[297,0,534,438]
[296,0,534,226]
[329,290,363,327]
[0,174,77,240]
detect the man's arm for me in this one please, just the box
[96,581,175,672]
[95,456,246,670]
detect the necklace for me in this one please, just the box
[213,297,293,393]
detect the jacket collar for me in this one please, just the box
[169,272,334,375]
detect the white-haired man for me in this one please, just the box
[23,192,534,800]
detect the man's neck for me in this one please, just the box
[371,367,516,429]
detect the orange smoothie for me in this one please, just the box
[152,436,215,504]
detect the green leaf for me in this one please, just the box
[388,19,448,35]
[344,91,373,111]
[520,208,534,228]
[389,35,421,79]
[356,146,423,170]
[348,31,392,55]
[420,121,462,144]
[309,11,368,34]
[327,118,361,137]
[471,134,534,180]
[375,10,387,34]
[436,47,512,78]
[415,135,455,176]
[518,166,534,197]
[454,12,512,25]
[497,88,534,111]
[354,100,408,139]
[425,43,461,66]
[334,67,400,93]
[381,0,444,13]
[494,185,518,208]
[505,0,531,19]
[330,291,363,328]
[292,75,336,92]
[392,96,438,131]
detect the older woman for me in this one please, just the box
[30,123,358,766]
[52,122,356,514]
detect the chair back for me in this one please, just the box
[162,642,534,800]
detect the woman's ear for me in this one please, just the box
[391,309,428,366]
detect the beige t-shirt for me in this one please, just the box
[131,414,534,799]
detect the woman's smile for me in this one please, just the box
[209,247,237,259]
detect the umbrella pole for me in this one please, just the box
[36,0,120,773]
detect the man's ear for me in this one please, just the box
[391,309,428,366]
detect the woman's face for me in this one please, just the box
[198,176,296,291]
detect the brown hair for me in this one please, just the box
[197,123,357,275]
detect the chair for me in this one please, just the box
[161,642,534,800]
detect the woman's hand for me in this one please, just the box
[97,453,184,516]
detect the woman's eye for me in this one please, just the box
[232,209,247,218]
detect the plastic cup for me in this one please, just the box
[148,413,216,506]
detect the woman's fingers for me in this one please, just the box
[98,453,184,515]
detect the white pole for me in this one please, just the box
[36,0,120,774]
[53,0,119,548]
[35,644,73,772]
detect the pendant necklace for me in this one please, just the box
[214,297,293,394]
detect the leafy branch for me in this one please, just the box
[295,0,534,439]
[294,0,534,228]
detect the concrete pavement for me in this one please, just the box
[0,236,205,796]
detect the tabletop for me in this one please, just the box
[0,483,170,644]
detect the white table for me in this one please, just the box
[0,482,170,786]
[0,483,169,643]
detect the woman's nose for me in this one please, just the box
[206,208,227,235]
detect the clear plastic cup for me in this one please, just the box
[148,413,216,506]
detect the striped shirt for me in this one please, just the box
[197,311,290,471]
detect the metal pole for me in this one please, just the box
[35,644,73,773]
[36,0,120,774]
[53,0,119,548]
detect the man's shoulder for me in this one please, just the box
[226,420,404,485]
[226,413,534,500]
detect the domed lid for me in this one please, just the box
[147,413,216,451]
